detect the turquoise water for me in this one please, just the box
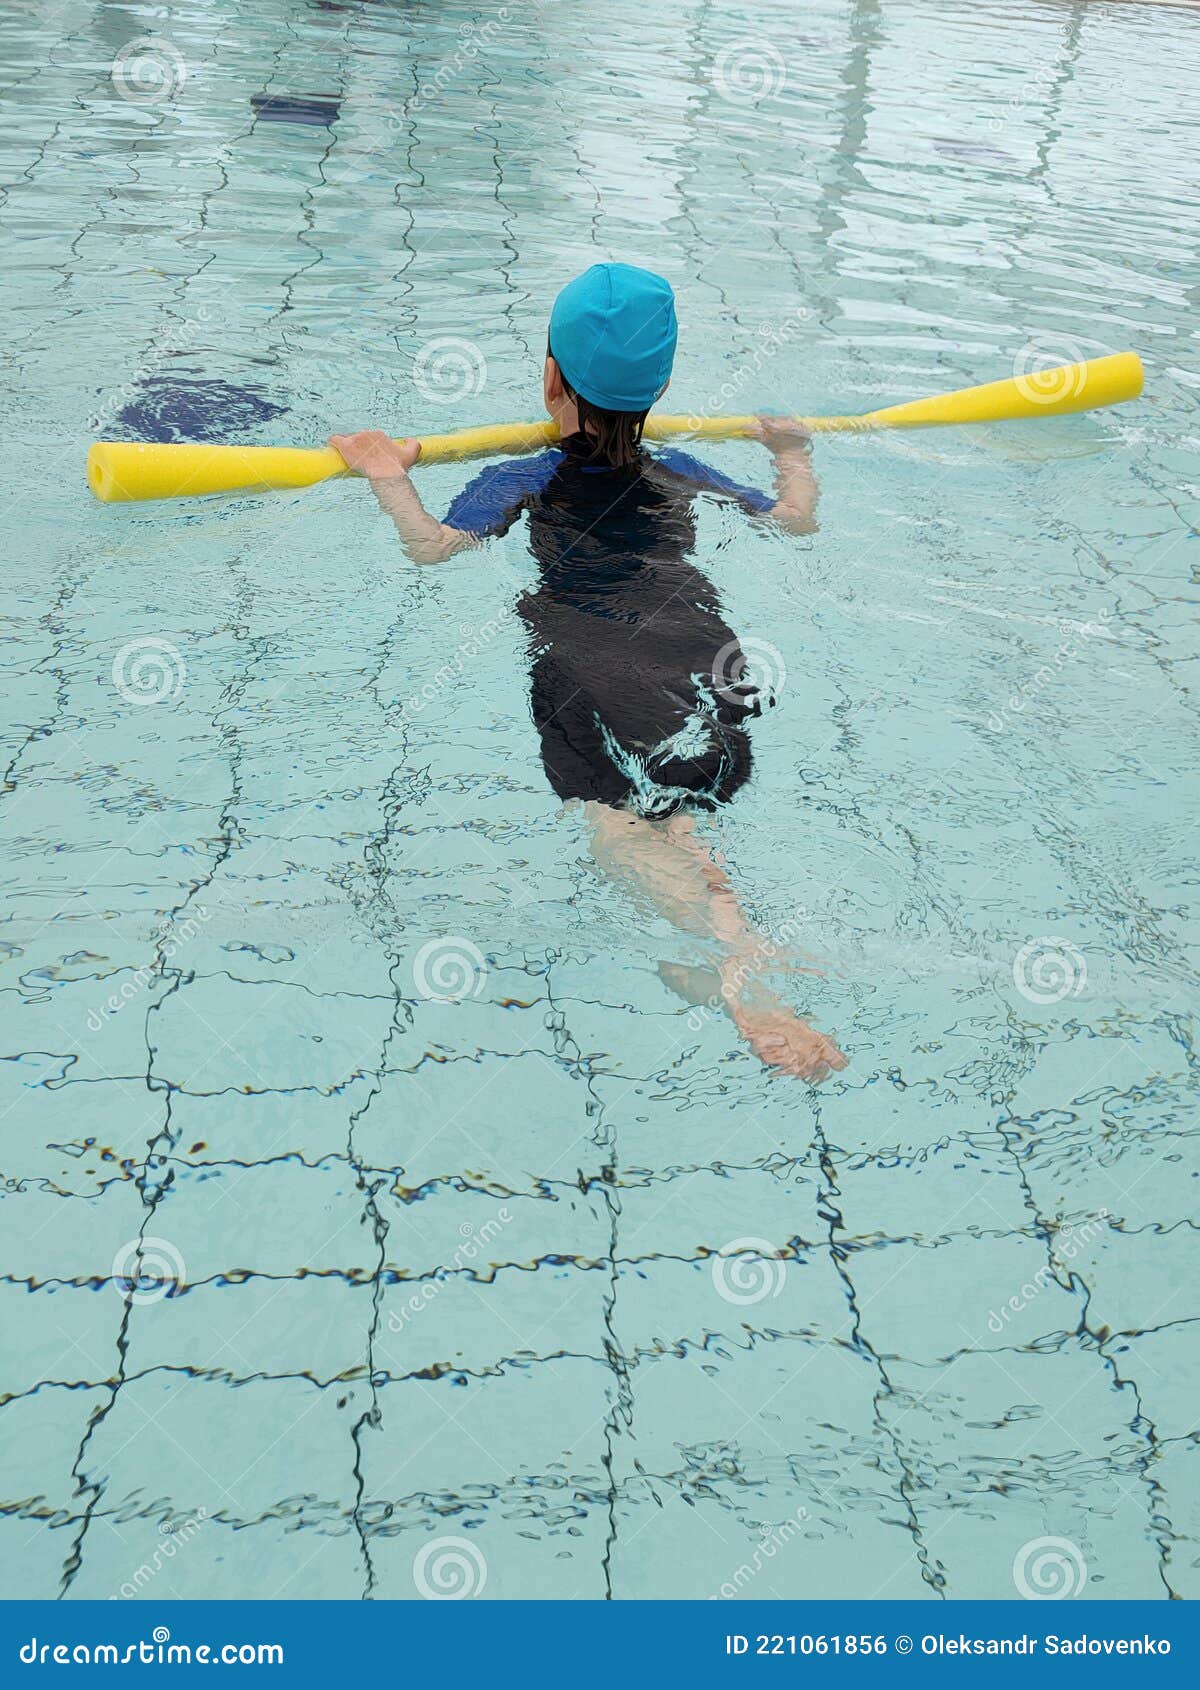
[2,0,1198,1603]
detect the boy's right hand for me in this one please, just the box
[328,430,421,478]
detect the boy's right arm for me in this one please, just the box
[328,431,477,565]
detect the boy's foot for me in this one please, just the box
[728,994,847,1083]
[657,960,847,1082]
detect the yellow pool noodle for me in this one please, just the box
[86,351,1143,504]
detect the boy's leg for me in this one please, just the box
[584,802,846,1082]
[587,803,753,946]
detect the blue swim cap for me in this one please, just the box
[549,263,677,412]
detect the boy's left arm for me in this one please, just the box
[329,431,477,565]
[748,417,820,536]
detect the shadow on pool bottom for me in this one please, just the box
[110,375,289,443]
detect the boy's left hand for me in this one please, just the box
[328,430,421,478]
[748,416,813,454]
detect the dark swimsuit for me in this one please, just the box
[444,442,774,817]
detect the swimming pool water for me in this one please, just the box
[1,0,1198,1602]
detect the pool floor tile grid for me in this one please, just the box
[3,0,1200,1601]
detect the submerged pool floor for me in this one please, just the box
[1,0,1199,1601]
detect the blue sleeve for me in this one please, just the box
[443,450,562,537]
[655,447,775,515]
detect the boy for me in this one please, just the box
[331,263,846,1081]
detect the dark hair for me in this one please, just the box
[549,346,649,471]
